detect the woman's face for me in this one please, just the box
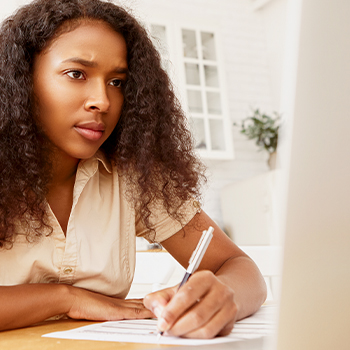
[32,20,128,162]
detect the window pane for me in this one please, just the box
[209,119,225,150]
[190,118,206,149]
[204,65,219,87]
[206,92,222,114]
[185,63,200,85]
[187,90,203,113]
[201,32,216,61]
[182,29,198,58]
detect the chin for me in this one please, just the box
[77,151,100,160]
[68,147,101,161]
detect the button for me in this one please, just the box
[193,200,201,212]
[63,267,73,274]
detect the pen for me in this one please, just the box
[156,226,214,341]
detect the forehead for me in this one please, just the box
[38,20,128,67]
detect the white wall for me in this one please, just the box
[259,0,288,111]
[0,0,288,229]
[128,0,288,227]
[0,0,30,19]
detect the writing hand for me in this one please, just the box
[143,270,238,338]
[67,287,154,321]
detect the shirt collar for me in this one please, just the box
[78,150,112,177]
[94,150,112,174]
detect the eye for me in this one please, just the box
[109,79,123,88]
[66,70,85,80]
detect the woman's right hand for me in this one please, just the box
[67,286,154,321]
[0,284,154,331]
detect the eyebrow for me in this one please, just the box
[61,57,128,74]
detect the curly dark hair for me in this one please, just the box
[0,0,206,248]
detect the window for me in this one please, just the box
[150,22,233,159]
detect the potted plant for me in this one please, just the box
[235,109,281,169]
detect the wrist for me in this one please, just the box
[56,283,77,315]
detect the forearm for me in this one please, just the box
[1,283,155,332]
[0,284,73,331]
[215,256,267,320]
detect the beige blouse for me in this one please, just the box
[0,151,199,298]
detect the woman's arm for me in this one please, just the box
[143,210,267,338]
[0,284,153,331]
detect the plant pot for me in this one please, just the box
[268,151,277,170]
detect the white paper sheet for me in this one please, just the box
[42,305,276,346]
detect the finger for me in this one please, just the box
[143,286,176,317]
[164,271,237,338]
[119,299,149,308]
[107,298,155,320]
[157,271,215,333]
[119,299,154,311]
[217,319,236,337]
[165,289,220,336]
[110,303,155,320]
[166,276,235,337]
[180,306,237,339]
[125,298,146,303]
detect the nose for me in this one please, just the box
[84,81,110,113]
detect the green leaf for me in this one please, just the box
[234,109,282,153]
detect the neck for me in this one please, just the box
[49,150,79,187]
[46,151,79,236]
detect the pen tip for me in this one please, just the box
[156,331,163,342]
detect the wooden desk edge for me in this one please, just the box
[0,319,173,350]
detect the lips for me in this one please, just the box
[74,122,105,142]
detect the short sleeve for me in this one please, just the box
[135,199,201,243]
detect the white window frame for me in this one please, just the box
[147,20,234,160]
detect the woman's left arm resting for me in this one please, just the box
[143,210,267,338]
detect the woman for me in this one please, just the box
[0,0,266,337]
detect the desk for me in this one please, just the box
[0,306,276,350]
[0,319,169,350]
[0,320,271,350]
